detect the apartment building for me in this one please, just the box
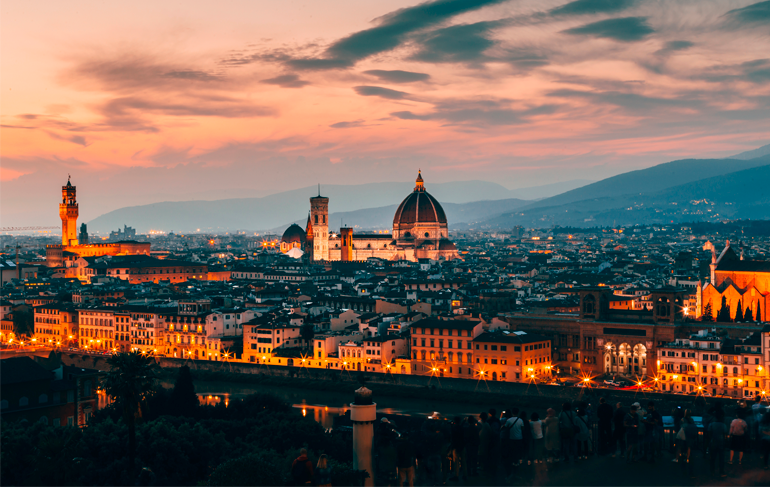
[410,318,484,378]
[472,330,553,382]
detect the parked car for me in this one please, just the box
[604,380,621,387]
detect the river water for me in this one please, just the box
[184,380,496,429]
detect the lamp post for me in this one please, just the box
[351,387,375,486]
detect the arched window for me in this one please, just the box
[38,394,48,404]
[467,353,472,363]
[448,351,454,362]
[420,350,426,360]
[583,295,596,314]
[315,215,319,224]
[0,400,8,409]
[39,416,48,425]
[404,232,411,237]
[425,232,430,238]
[19,397,28,407]
[733,367,738,374]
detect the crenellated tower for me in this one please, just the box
[59,176,79,246]
[310,188,329,261]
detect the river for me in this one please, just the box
[178,380,497,429]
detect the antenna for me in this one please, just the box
[318,184,320,197]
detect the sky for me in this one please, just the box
[2,0,770,226]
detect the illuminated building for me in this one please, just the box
[33,304,78,347]
[243,314,303,363]
[472,330,553,382]
[78,309,116,351]
[282,172,461,262]
[46,178,151,266]
[410,318,484,378]
[658,329,767,398]
[698,240,769,322]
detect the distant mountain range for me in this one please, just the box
[87,145,770,233]
[87,179,589,233]
[480,157,770,229]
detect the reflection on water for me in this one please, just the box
[198,393,230,408]
[181,380,495,430]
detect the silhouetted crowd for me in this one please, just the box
[369,395,770,486]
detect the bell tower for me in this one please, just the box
[310,186,329,261]
[59,176,79,246]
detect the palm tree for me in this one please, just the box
[102,351,158,470]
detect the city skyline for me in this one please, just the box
[2,0,770,226]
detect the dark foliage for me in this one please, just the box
[1,391,362,486]
[169,366,199,417]
[702,302,713,322]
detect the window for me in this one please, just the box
[38,394,48,404]
[84,380,92,396]
[501,346,507,351]
[0,400,7,409]
[19,397,28,407]
[53,418,61,427]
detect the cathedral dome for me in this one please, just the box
[281,224,306,246]
[393,171,447,226]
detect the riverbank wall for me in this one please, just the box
[48,351,735,415]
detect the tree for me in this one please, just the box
[702,302,714,322]
[169,365,199,418]
[300,323,315,350]
[12,308,34,336]
[743,304,753,322]
[102,351,158,472]
[736,299,743,321]
[717,296,731,322]
[756,302,762,322]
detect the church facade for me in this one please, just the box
[280,172,460,262]
[697,240,769,322]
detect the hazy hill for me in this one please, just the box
[523,157,770,210]
[730,143,770,160]
[89,180,550,233]
[483,163,770,228]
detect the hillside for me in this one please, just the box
[483,163,770,228]
[88,181,539,233]
[523,157,770,210]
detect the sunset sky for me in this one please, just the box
[2,0,770,225]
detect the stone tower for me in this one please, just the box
[309,190,329,261]
[59,176,79,246]
[341,227,354,262]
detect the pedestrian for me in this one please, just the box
[396,432,416,487]
[642,402,661,462]
[291,448,314,486]
[729,410,748,466]
[759,411,770,470]
[464,415,480,476]
[478,412,494,476]
[558,402,578,463]
[377,418,399,486]
[543,408,561,468]
[752,396,765,446]
[520,410,531,465]
[314,454,333,487]
[597,397,614,456]
[499,410,514,477]
[530,412,545,464]
[707,409,727,478]
[575,406,591,460]
[418,416,446,486]
[612,403,626,458]
[624,405,639,463]
[682,410,699,478]
[449,416,467,481]
[504,408,525,480]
